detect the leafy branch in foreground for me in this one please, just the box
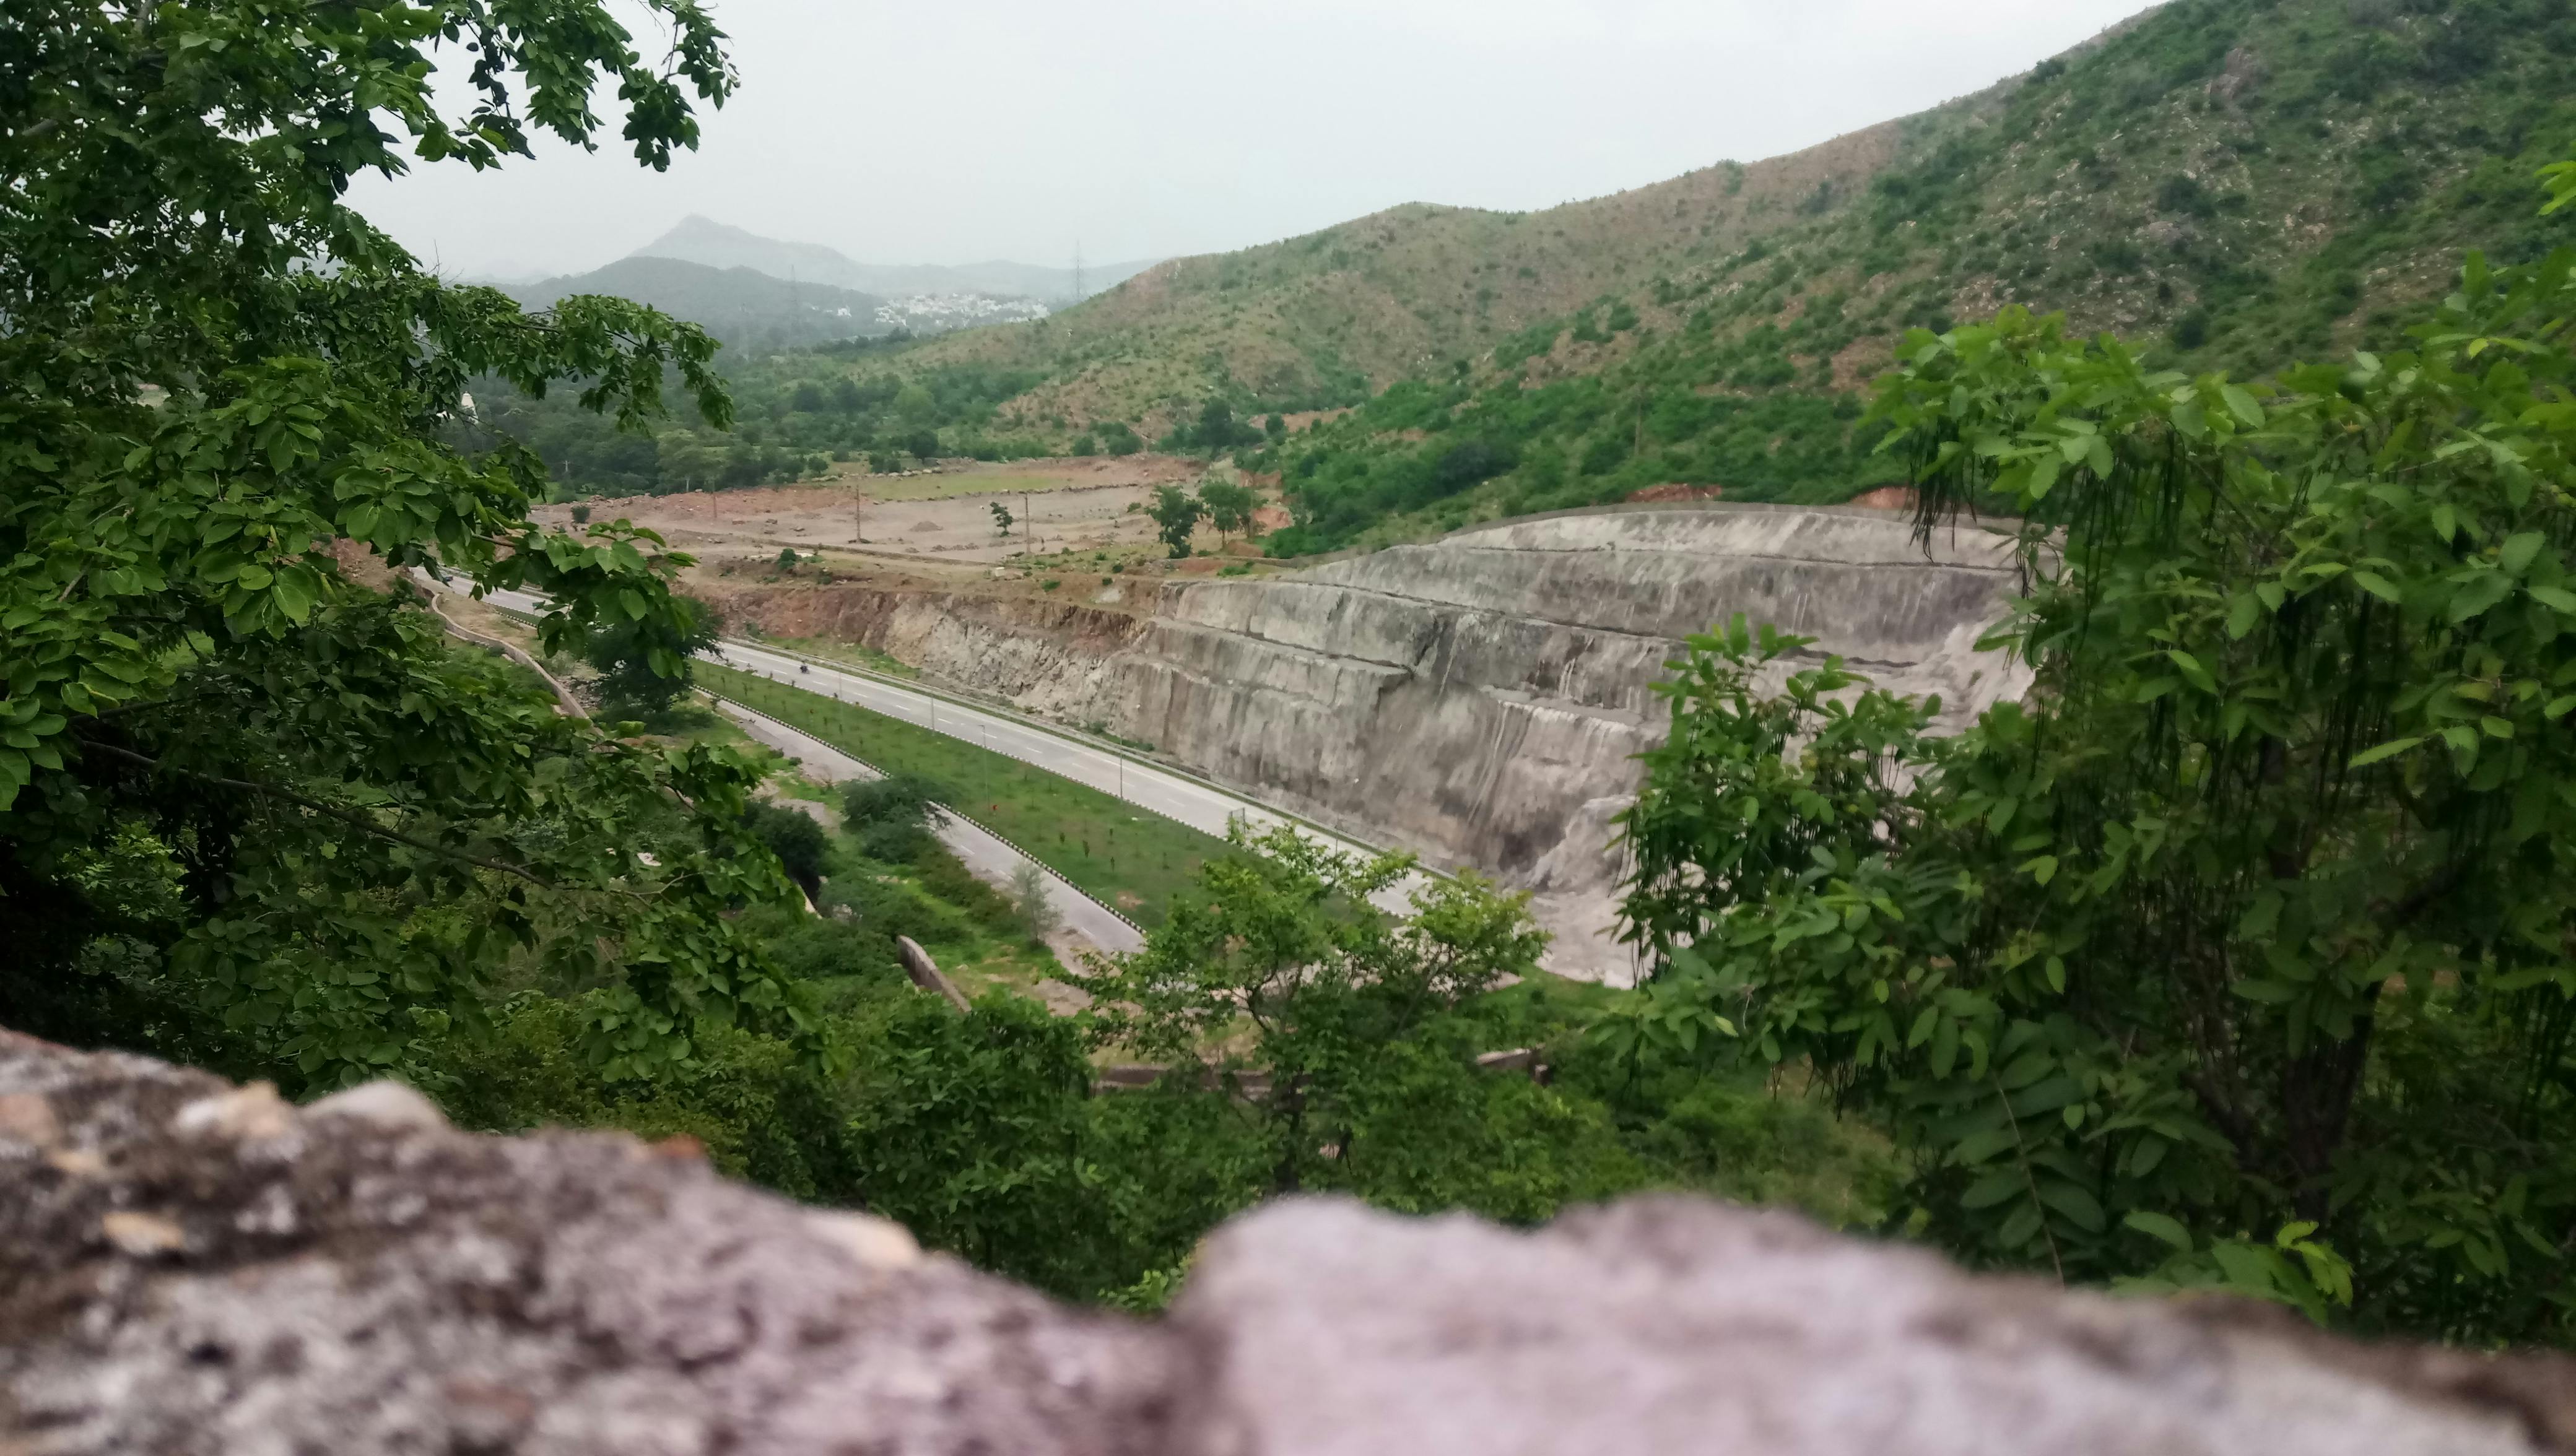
[1618,156,2576,1345]
[1,0,820,1090]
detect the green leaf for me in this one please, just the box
[2225,594,2259,639]
[2351,571,2403,604]
[2346,736,2423,769]
[2122,1210,2194,1251]
[2219,383,2263,427]
[2500,532,2545,576]
[2038,1180,2106,1233]
[1962,1171,2024,1210]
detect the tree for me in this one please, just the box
[1076,825,1549,1195]
[1199,480,1256,545]
[1008,860,1060,942]
[989,501,1015,539]
[1149,484,1206,558]
[1097,422,1143,457]
[1264,413,1289,443]
[773,547,799,573]
[840,773,949,862]
[1,0,813,1091]
[744,802,829,901]
[906,429,942,462]
[1615,160,2576,1343]
[583,594,720,723]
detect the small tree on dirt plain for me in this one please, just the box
[1149,485,1206,558]
[1199,480,1256,545]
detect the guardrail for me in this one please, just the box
[708,692,1147,944]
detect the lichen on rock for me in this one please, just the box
[4,1027,2569,1455]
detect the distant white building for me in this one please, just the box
[874,292,1050,333]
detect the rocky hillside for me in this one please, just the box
[700,503,2029,982]
[886,0,2574,518]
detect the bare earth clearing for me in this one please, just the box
[532,456,1206,569]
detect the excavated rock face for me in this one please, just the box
[1112,505,2032,978]
[5,1029,2572,1456]
[702,582,1145,726]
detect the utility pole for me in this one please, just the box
[852,485,866,545]
[1024,490,1033,557]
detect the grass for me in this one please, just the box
[696,661,1232,930]
[817,459,1142,501]
[753,634,920,680]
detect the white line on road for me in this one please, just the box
[415,570,1430,917]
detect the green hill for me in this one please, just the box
[1250,0,2576,553]
[492,0,2576,523]
[887,0,2575,548]
[505,256,890,351]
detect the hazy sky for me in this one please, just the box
[352,0,2163,282]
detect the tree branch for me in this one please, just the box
[76,738,560,890]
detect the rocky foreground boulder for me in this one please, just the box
[4,1027,2570,1455]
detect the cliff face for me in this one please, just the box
[700,583,1143,727]
[695,507,2029,981]
[1109,506,2030,977]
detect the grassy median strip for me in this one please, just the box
[697,661,1228,931]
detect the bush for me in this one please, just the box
[840,773,950,861]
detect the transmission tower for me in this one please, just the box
[1072,242,1085,305]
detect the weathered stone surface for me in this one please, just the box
[12,1029,2568,1456]
[0,1029,1175,1455]
[1168,1198,2576,1456]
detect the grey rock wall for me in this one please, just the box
[5,1029,2570,1456]
[1110,505,2032,979]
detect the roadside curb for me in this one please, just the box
[708,693,1147,946]
[710,636,1444,878]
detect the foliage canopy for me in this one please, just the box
[1,0,813,1090]
[1618,160,2576,1342]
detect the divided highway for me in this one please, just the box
[716,699,1145,958]
[417,571,1429,917]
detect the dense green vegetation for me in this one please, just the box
[2,0,816,1093]
[427,794,1899,1307]
[1616,159,2576,1342]
[1247,0,2576,552]
[458,348,1057,498]
[698,662,1231,929]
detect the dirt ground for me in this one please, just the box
[529,457,1206,570]
[528,456,1294,604]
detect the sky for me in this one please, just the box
[351,0,2165,283]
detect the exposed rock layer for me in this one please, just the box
[703,582,1142,726]
[1113,505,2028,976]
[5,1029,2572,1456]
[702,506,2030,979]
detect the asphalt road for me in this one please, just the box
[416,570,1429,917]
[703,639,1428,917]
[717,700,1144,958]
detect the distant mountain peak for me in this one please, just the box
[630,219,1157,305]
